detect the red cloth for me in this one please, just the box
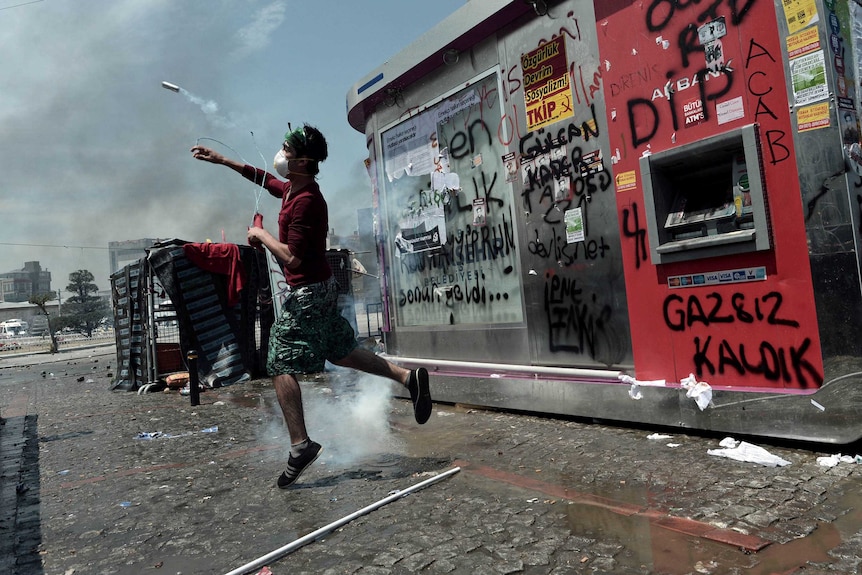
[182,243,246,307]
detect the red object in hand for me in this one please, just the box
[250,213,264,250]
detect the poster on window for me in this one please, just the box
[379,71,524,327]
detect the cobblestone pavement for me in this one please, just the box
[2,346,862,575]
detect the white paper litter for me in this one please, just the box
[619,374,666,401]
[680,373,713,410]
[816,454,862,467]
[707,440,791,467]
[647,433,673,440]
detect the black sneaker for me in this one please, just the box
[407,368,432,424]
[277,441,322,489]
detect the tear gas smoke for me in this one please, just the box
[261,368,403,471]
[162,80,234,128]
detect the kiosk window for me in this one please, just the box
[639,124,771,264]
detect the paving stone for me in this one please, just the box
[4,346,862,574]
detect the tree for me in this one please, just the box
[28,292,59,353]
[57,270,110,337]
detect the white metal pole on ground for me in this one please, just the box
[223,466,461,575]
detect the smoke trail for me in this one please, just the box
[179,88,234,128]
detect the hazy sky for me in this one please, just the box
[0,0,465,296]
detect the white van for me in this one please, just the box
[0,319,29,338]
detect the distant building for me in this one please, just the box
[0,261,52,303]
[109,238,161,274]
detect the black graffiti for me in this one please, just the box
[446,118,508,214]
[544,274,613,358]
[645,0,758,33]
[461,169,504,212]
[518,103,601,158]
[744,38,789,165]
[806,170,846,221]
[627,66,732,147]
[449,118,493,161]
[693,335,822,388]
[398,270,501,308]
[528,228,610,263]
[398,209,517,276]
[666,289,822,387]
[746,71,778,122]
[663,291,799,331]
[521,158,611,225]
[678,23,704,69]
[622,202,649,269]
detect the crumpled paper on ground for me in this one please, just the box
[707,437,791,467]
[816,454,862,467]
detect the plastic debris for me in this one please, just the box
[120,501,132,508]
[134,426,217,440]
[707,439,791,467]
[667,443,681,448]
[647,433,673,440]
[810,399,825,411]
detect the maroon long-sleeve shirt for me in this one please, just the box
[241,165,331,287]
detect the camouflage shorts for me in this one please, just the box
[266,277,357,375]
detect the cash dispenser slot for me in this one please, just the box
[639,124,771,264]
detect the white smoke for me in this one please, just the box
[179,87,234,129]
[261,367,404,471]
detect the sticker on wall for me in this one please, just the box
[698,18,726,73]
[382,112,439,181]
[716,96,745,125]
[790,50,828,106]
[667,267,767,289]
[521,36,575,131]
[797,102,831,132]
[472,197,487,227]
[787,26,821,59]
[502,152,518,183]
[394,205,446,256]
[554,175,571,202]
[615,170,637,192]
[430,147,460,194]
[782,0,819,34]
[579,149,604,178]
[565,208,585,244]
[683,97,705,127]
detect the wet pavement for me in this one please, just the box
[2,345,862,575]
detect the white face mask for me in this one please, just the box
[273,149,291,178]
